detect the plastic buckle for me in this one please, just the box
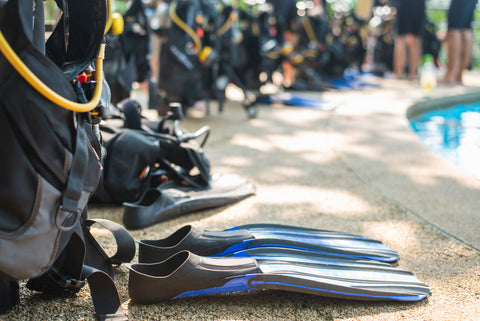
[48,268,85,295]
[63,278,86,291]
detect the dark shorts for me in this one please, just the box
[448,0,478,30]
[395,0,426,35]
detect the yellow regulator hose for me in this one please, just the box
[104,0,114,35]
[169,1,202,55]
[0,0,111,113]
[217,11,236,36]
[301,16,319,46]
[0,30,105,113]
[218,0,239,36]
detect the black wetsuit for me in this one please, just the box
[448,0,478,30]
[394,0,425,35]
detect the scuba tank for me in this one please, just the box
[338,12,366,70]
[104,0,151,105]
[157,0,209,110]
[121,0,152,83]
[366,3,396,75]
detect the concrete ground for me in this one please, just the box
[4,73,480,320]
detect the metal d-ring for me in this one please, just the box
[54,205,81,232]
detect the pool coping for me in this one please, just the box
[328,78,480,252]
[407,90,480,250]
[407,91,480,119]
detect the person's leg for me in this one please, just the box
[441,29,463,84]
[150,34,162,83]
[457,29,474,83]
[282,30,295,87]
[393,35,406,78]
[405,33,421,80]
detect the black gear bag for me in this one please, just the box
[0,0,134,320]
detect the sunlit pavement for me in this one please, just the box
[156,72,480,252]
[120,73,480,319]
[7,73,480,321]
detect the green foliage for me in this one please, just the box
[113,0,130,14]
[44,0,58,22]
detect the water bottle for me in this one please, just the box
[420,54,437,94]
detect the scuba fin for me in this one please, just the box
[127,248,430,303]
[138,223,399,263]
[256,93,337,110]
[123,174,257,230]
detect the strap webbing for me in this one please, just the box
[80,218,135,321]
[83,265,127,321]
[84,219,136,265]
[61,117,89,214]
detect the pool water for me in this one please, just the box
[409,102,480,179]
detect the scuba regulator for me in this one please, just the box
[0,0,117,157]
[169,0,216,66]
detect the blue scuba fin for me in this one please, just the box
[137,224,399,263]
[127,249,429,304]
[256,93,337,110]
[328,76,379,90]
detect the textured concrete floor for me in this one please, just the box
[3,73,480,320]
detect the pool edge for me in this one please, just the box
[406,91,480,120]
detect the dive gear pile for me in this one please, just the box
[104,0,439,116]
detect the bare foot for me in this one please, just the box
[188,100,208,118]
[438,77,457,85]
